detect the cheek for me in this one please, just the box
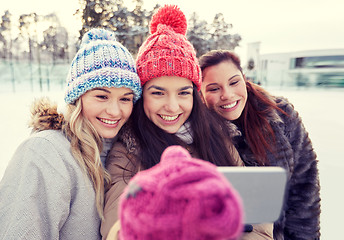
[143,97,157,117]
[204,94,219,108]
[184,98,193,113]
[238,84,248,100]
[122,104,133,119]
[81,101,93,121]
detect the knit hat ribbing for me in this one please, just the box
[136,5,202,90]
[119,145,243,240]
[64,28,142,104]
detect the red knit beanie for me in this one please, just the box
[118,146,243,240]
[136,5,202,90]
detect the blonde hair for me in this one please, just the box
[62,99,111,219]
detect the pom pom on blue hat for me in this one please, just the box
[80,28,117,48]
[64,28,142,104]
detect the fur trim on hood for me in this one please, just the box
[225,121,242,138]
[29,97,65,132]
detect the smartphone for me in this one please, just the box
[217,166,288,224]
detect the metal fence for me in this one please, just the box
[0,60,69,93]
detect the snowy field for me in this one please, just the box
[0,86,343,239]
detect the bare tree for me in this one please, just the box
[187,12,241,57]
[187,12,210,57]
[76,0,116,39]
[210,13,241,50]
[0,10,16,91]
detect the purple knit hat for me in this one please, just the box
[119,146,243,240]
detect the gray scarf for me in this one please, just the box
[175,122,193,145]
[100,137,117,165]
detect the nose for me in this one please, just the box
[220,86,234,101]
[164,95,179,112]
[106,100,121,117]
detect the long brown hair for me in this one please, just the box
[130,85,238,169]
[199,50,286,165]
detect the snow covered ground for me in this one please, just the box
[0,86,343,239]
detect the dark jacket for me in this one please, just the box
[231,96,321,240]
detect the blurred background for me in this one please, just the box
[1,0,344,92]
[1,0,343,239]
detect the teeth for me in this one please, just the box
[100,118,119,125]
[221,101,237,109]
[160,114,179,121]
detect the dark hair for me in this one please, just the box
[130,85,237,170]
[199,50,286,165]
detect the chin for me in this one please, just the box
[164,129,178,134]
[101,131,119,139]
[162,125,180,134]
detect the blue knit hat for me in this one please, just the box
[64,28,142,104]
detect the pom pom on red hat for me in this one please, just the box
[136,4,202,90]
[150,5,187,35]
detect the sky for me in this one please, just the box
[1,0,344,63]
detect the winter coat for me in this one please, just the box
[101,124,273,240]
[230,96,321,240]
[0,99,110,240]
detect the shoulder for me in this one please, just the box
[107,141,140,176]
[255,94,299,126]
[274,96,297,115]
[19,130,70,158]
[1,130,74,197]
[270,96,313,156]
[17,130,68,153]
[109,141,130,159]
[32,129,68,143]
[6,130,77,180]
[2,129,89,200]
[273,96,304,131]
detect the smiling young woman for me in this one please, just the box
[0,28,141,240]
[101,5,245,239]
[199,49,321,240]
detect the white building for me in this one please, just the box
[246,45,344,87]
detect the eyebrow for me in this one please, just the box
[228,74,240,81]
[92,87,111,93]
[205,74,240,88]
[147,85,165,91]
[179,86,193,91]
[147,85,193,91]
[92,88,134,96]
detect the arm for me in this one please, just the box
[225,125,274,240]
[101,142,138,239]
[279,99,321,240]
[0,136,72,239]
